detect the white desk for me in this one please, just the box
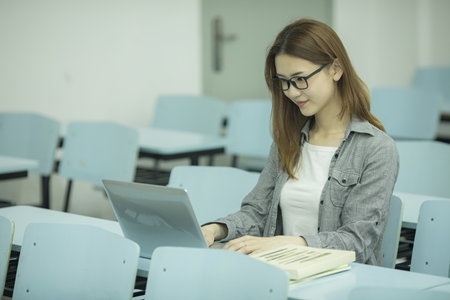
[137,127,226,165]
[288,262,450,299]
[0,206,153,276]
[0,155,38,180]
[0,206,122,251]
[1,206,449,299]
[394,191,450,229]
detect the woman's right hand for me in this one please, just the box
[201,223,227,247]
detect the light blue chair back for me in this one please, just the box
[0,216,14,297]
[59,121,139,211]
[0,112,61,208]
[151,94,228,136]
[381,195,404,268]
[413,66,450,108]
[226,99,273,170]
[168,166,260,224]
[145,246,289,300]
[410,200,450,277]
[394,140,450,198]
[0,112,60,176]
[370,87,442,140]
[13,223,140,300]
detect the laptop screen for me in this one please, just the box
[103,179,207,259]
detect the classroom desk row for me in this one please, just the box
[1,205,449,299]
[135,127,226,165]
[58,126,227,166]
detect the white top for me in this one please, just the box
[280,142,336,236]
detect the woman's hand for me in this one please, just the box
[201,223,228,247]
[223,235,307,254]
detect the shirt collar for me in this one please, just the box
[301,116,376,143]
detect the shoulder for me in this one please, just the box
[346,119,398,158]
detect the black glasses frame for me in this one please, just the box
[272,64,327,91]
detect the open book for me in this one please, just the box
[250,244,355,284]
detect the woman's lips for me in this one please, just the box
[296,100,308,108]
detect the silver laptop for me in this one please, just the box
[102,179,209,272]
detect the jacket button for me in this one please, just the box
[342,179,347,184]
[328,176,331,181]
[320,200,324,205]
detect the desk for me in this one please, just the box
[1,206,449,299]
[137,127,226,165]
[394,191,450,229]
[0,206,122,252]
[0,206,153,277]
[288,262,450,299]
[0,155,38,181]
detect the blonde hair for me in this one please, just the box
[264,18,384,178]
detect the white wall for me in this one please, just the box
[333,0,450,89]
[0,0,201,127]
[0,0,201,218]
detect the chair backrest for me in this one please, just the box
[226,99,273,170]
[413,66,450,105]
[167,165,260,224]
[168,166,259,224]
[381,195,404,268]
[410,200,450,277]
[0,112,60,175]
[370,87,442,140]
[59,121,139,186]
[349,286,450,300]
[150,94,228,136]
[394,140,450,198]
[145,246,289,300]
[13,223,140,300]
[0,216,14,297]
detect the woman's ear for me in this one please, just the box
[330,58,343,81]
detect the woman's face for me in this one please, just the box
[274,54,342,118]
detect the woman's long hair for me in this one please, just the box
[264,18,384,178]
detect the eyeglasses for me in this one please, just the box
[272,64,327,91]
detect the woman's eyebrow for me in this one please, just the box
[276,71,305,78]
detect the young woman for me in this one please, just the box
[202,18,399,265]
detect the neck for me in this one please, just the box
[311,113,350,135]
[308,113,350,147]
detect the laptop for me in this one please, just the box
[102,179,210,274]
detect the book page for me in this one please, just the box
[250,244,355,281]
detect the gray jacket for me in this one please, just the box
[216,118,399,265]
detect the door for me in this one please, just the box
[201,0,333,102]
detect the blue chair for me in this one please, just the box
[145,246,289,300]
[13,223,140,300]
[410,200,450,277]
[381,195,404,268]
[370,87,442,140]
[0,215,14,297]
[167,165,260,224]
[0,112,60,208]
[226,99,273,171]
[394,140,450,198]
[59,121,139,212]
[413,66,450,116]
[151,94,228,136]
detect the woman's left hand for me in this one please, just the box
[223,235,307,254]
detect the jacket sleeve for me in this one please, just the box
[215,142,280,240]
